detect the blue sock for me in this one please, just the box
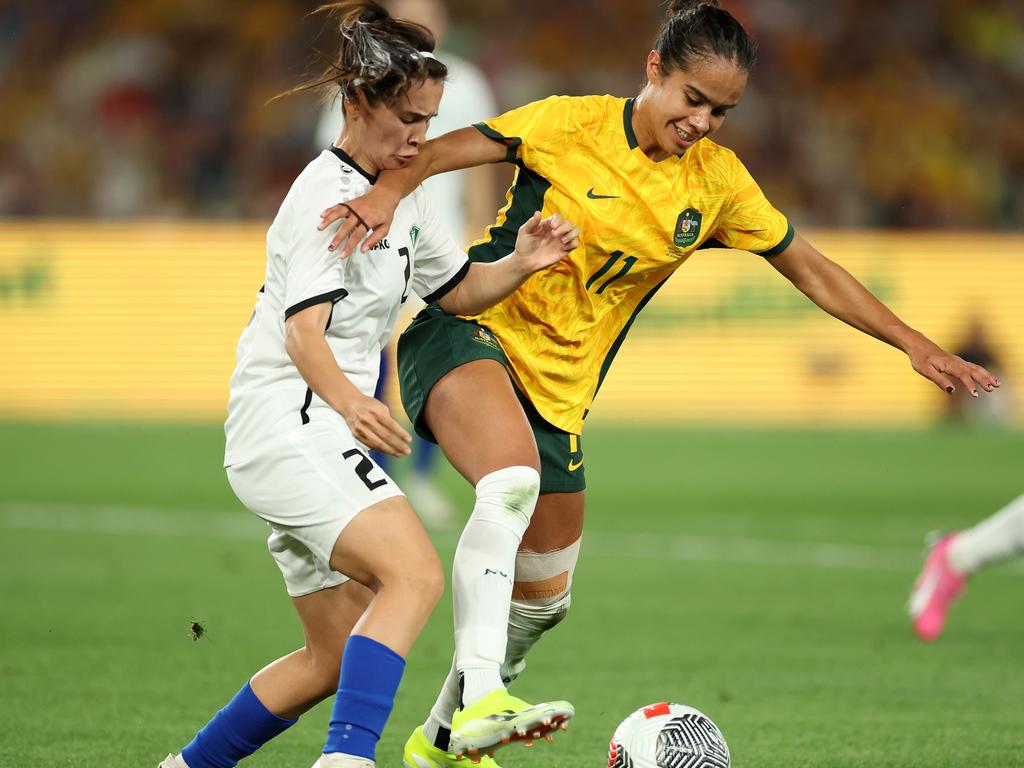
[324,635,406,760]
[181,682,296,768]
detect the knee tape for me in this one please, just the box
[512,538,581,605]
[471,466,541,538]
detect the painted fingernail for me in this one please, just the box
[328,245,335,252]
[946,386,954,393]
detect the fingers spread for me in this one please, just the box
[921,363,956,394]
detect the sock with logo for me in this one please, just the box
[180,682,297,768]
[324,634,406,760]
[451,466,540,706]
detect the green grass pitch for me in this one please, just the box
[1,421,1022,767]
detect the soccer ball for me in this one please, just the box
[608,702,730,768]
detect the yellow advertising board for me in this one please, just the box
[0,222,1021,426]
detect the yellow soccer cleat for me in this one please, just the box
[449,689,573,759]
[403,726,502,768]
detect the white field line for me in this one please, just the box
[2,501,1022,577]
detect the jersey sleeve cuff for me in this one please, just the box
[758,222,795,257]
[285,288,348,319]
[474,122,521,163]
[421,260,470,304]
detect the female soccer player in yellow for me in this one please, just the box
[318,2,999,766]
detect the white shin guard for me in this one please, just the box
[452,466,540,705]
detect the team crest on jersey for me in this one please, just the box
[409,225,421,246]
[673,208,702,248]
[471,327,500,350]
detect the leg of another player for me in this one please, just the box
[406,437,457,527]
[167,582,372,768]
[411,492,583,763]
[315,495,445,766]
[503,491,584,685]
[910,494,1024,641]
[167,497,443,768]
[426,359,542,706]
[412,360,575,758]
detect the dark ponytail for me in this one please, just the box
[277,0,448,106]
[655,0,756,74]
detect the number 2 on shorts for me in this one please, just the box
[342,448,389,490]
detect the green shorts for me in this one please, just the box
[397,304,585,494]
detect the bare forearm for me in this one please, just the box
[379,127,506,201]
[795,257,932,353]
[438,258,532,316]
[285,329,362,416]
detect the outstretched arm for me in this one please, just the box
[438,213,580,316]
[768,232,1000,397]
[320,127,508,256]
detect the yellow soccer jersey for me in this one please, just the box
[467,94,793,435]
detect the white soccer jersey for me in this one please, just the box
[224,147,469,465]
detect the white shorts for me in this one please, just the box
[226,421,404,597]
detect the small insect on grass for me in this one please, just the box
[189,619,207,642]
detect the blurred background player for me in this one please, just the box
[316,0,500,527]
[908,494,1024,642]
[941,315,1014,427]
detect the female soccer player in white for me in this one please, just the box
[158,4,579,768]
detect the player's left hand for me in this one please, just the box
[513,212,580,273]
[908,344,1000,398]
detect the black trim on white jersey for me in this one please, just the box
[299,297,340,426]
[421,260,471,304]
[285,288,349,320]
[299,387,314,425]
[328,147,378,185]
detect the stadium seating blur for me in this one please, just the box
[1,0,1021,227]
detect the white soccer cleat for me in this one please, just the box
[312,753,376,768]
[157,755,188,768]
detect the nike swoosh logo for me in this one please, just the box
[567,458,584,471]
[587,188,620,200]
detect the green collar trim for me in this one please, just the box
[623,98,639,150]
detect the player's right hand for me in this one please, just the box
[319,188,399,258]
[341,393,412,457]
[908,343,999,398]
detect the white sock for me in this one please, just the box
[452,466,539,706]
[949,494,1024,574]
[422,657,460,749]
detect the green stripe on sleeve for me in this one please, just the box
[467,163,552,264]
[473,122,521,163]
[758,222,795,257]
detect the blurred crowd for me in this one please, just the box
[1,0,1021,228]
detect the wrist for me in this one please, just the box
[899,329,939,358]
[508,249,537,278]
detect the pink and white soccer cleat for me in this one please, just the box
[907,533,967,642]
